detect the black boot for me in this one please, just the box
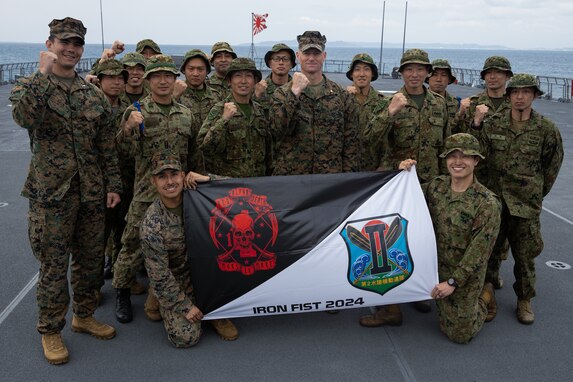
[103,257,113,280]
[115,288,133,323]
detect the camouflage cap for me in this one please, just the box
[506,73,544,96]
[95,59,128,82]
[224,57,262,83]
[264,43,296,68]
[426,58,456,84]
[136,39,162,55]
[346,53,379,81]
[49,17,86,43]
[399,49,432,72]
[440,133,485,159]
[144,54,179,78]
[210,42,237,63]
[480,56,513,79]
[121,52,147,68]
[297,31,327,52]
[180,49,211,74]
[151,152,182,175]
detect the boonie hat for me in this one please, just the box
[506,73,544,96]
[398,49,432,73]
[346,53,379,81]
[426,59,456,84]
[144,54,179,79]
[136,39,162,55]
[440,133,485,159]
[121,52,147,68]
[224,58,262,83]
[180,49,211,74]
[95,59,128,82]
[480,56,513,79]
[264,43,296,69]
[210,42,237,63]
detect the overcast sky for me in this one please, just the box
[1,0,572,50]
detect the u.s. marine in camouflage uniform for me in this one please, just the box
[253,43,296,119]
[270,31,360,175]
[365,49,450,184]
[207,42,237,101]
[479,74,563,324]
[345,53,385,170]
[140,155,203,348]
[198,58,272,178]
[112,54,199,324]
[10,17,121,365]
[424,134,501,344]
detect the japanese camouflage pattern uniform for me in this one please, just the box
[270,32,360,175]
[176,49,219,157]
[207,42,237,101]
[140,154,200,347]
[253,43,296,119]
[136,39,162,55]
[425,134,501,343]
[479,74,563,299]
[10,17,122,334]
[427,59,461,133]
[346,53,385,170]
[458,56,513,135]
[113,54,199,289]
[198,58,272,177]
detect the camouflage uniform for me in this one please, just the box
[426,59,461,132]
[425,133,501,343]
[140,156,200,347]
[479,76,563,299]
[112,55,198,290]
[425,175,500,343]
[136,39,162,55]
[198,58,272,177]
[365,87,449,183]
[254,43,296,119]
[207,42,237,101]
[10,18,122,334]
[346,53,385,171]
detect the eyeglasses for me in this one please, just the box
[271,56,291,62]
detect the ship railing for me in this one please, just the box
[2,57,572,102]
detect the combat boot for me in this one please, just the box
[115,288,133,323]
[481,282,497,322]
[41,333,69,365]
[130,280,146,295]
[359,304,403,327]
[517,299,534,324]
[103,256,113,279]
[210,319,239,341]
[492,275,504,290]
[412,300,432,313]
[95,289,103,306]
[71,315,116,339]
[144,288,162,321]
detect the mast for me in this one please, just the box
[99,0,105,51]
[402,1,408,54]
[378,1,386,75]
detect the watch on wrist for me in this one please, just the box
[447,278,458,288]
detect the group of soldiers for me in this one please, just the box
[9,16,563,365]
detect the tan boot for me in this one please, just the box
[359,304,403,327]
[210,319,239,341]
[492,274,504,290]
[42,333,69,365]
[95,290,103,306]
[130,281,146,295]
[71,315,116,339]
[481,282,497,322]
[517,299,534,324]
[144,289,162,321]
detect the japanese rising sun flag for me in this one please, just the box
[184,169,438,319]
[253,13,268,36]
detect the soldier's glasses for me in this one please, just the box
[271,56,291,62]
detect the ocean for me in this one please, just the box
[1,42,572,79]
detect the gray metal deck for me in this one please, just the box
[1,74,572,381]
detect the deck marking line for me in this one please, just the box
[0,272,38,326]
[385,328,418,382]
[543,207,573,226]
